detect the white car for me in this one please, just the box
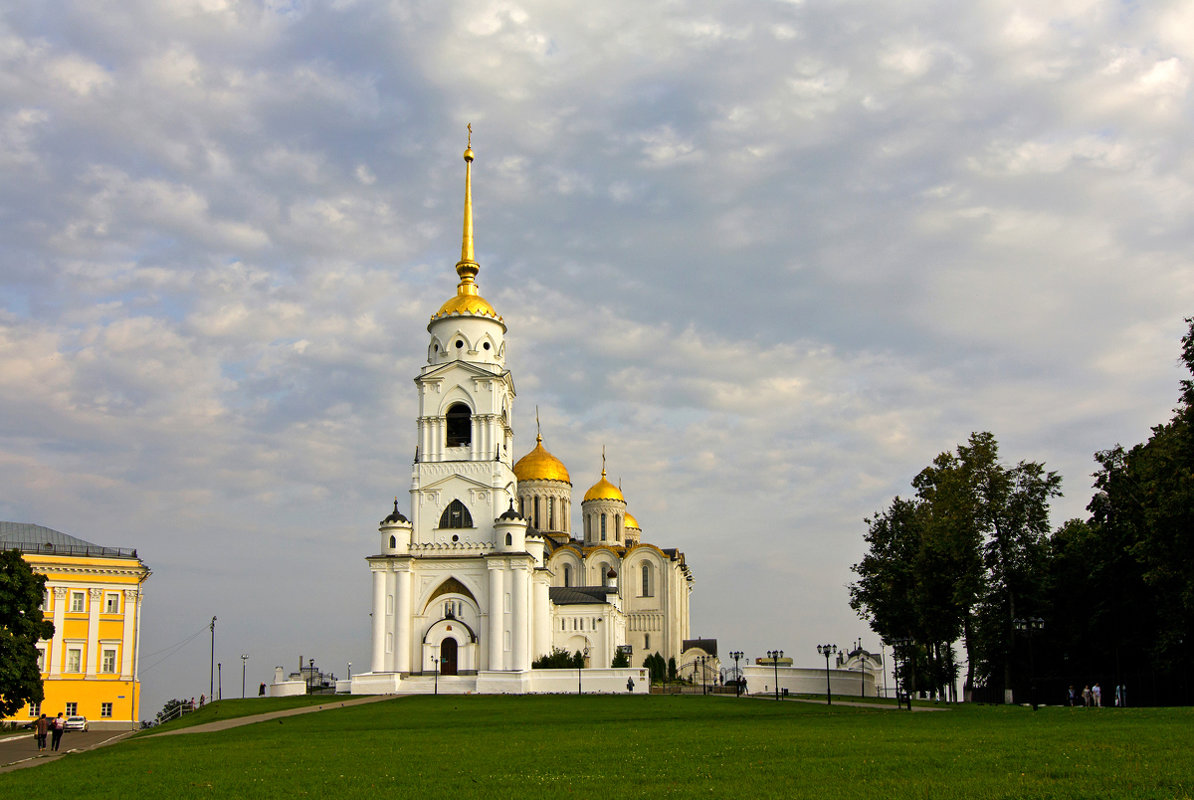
[64,715,88,732]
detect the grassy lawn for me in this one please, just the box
[142,695,338,734]
[7,695,1191,799]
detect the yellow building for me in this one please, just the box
[1,521,150,730]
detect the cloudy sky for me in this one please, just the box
[2,0,1192,713]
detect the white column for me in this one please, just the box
[488,564,504,671]
[512,565,529,671]
[121,589,138,679]
[395,567,411,675]
[371,568,386,673]
[50,587,66,677]
[533,574,549,661]
[86,589,102,676]
[383,571,396,672]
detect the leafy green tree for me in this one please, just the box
[0,549,55,716]
[532,647,584,669]
[852,432,1059,701]
[611,648,630,668]
[667,656,677,682]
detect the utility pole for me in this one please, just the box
[209,616,217,700]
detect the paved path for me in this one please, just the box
[0,730,136,774]
[146,694,397,736]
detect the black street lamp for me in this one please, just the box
[209,616,216,701]
[729,651,744,697]
[241,654,248,700]
[1014,617,1044,711]
[817,644,837,705]
[431,655,440,695]
[578,644,590,695]
[856,640,866,698]
[767,650,783,700]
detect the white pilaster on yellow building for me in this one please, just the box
[1,521,150,730]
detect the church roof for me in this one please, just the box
[0,521,138,558]
[549,586,614,606]
[624,511,640,530]
[381,498,409,525]
[513,434,571,484]
[682,638,719,658]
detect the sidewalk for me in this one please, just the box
[145,694,398,736]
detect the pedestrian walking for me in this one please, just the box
[34,713,49,751]
[1093,683,1102,707]
[50,712,65,751]
[1082,685,1091,707]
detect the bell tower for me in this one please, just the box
[411,128,518,544]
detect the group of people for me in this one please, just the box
[32,712,67,752]
[1067,683,1128,707]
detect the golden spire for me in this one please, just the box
[601,445,606,478]
[456,123,479,291]
[536,406,542,444]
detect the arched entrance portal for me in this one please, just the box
[440,638,458,676]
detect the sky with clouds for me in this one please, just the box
[2,0,1192,713]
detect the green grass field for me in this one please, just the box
[7,695,1192,799]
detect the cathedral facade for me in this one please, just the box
[351,137,692,695]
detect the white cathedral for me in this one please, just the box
[350,136,704,695]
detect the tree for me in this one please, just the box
[851,432,1060,701]
[611,648,630,668]
[532,647,583,669]
[0,549,55,716]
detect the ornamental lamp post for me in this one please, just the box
[729,651,744,697]
[241,654,248,699]
[578,644,590,695]
[432,655,440,695]
[817,644,838,705]
[1014,617,1045,711]
[855,639,866,698]
[767,650,783,701]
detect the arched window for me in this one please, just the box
[563,564,572,587]
[439,499,473,529]
[548,498,554,530]
[534,497,541,528]
[601,565,610,587]
[505,532,512,546]
[600,514,607,541]
[641,563,652,597]
[389,535,397,548]
[520,497,526,517]
[445,403,471,447]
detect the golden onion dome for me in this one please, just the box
[583,468,625,503]
[624,511,641,530]
[513,435,571,484]
[431,291,503,323]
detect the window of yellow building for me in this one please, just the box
[65,702,77,715]
[67,648,82,672]
[70,592,84,612]
[101,702,112,718]
[104,593,119,613]
[101,648,117,673]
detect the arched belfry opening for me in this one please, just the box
[446,403,471,448]
[439,500,473,529]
